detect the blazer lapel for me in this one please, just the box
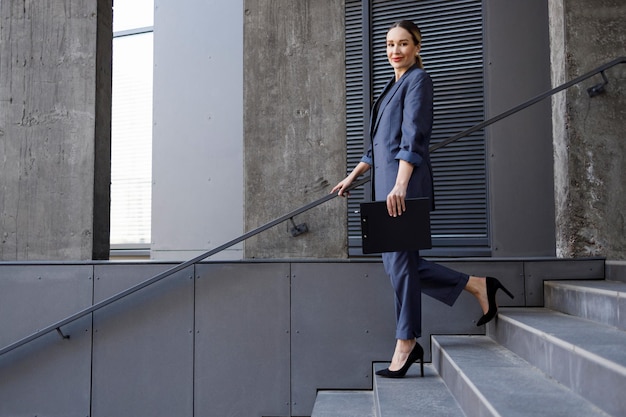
[370,76,395,137]
[369,64,420,137]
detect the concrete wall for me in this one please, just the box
[151,0,348,262]
[550,0,626,259]
[242,0,557,259]
[0,0,111,260]
[243,0,347,259]
[0,258,604,416]
[2,0,623,263]
[151,0,244,261]
[152,0,623,261]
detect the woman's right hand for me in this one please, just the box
[331,177,354,197]
[331,162,371,197]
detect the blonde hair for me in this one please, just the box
[388,20,423,69]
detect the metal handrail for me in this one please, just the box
[0,56,624,358]
[0,177,370,357]
[430,56,625,152]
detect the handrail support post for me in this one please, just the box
[0,57,623,359]
[588,70,609,97]
[289,216,309,237]
[56,327,70,340]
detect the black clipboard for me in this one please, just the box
[359,197,432,254]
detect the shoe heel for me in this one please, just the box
[501,284,514,299]
[375,341,424,378]
[414,343,425,378]
[476,277,514,327]
[493,278,514,299]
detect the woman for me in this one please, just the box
[331,20,513,378]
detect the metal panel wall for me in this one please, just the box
[483,0,555,257]
[0,264,93,417]
[194,262,291,417]
[151,0,244,261]
[91,263,195,417]
[290,262,394,415]
[524,259,605,306]
[289,260,511,416]
[0,258,605,416]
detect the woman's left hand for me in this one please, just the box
[387,160,413,217]
[386,185,407,217]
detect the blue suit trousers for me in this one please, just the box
[381,251,469,340]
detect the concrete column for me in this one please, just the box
[0,0,112,260]
[549,0,626,258]
[243,0,347,259]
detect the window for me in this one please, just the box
[110,0,154,254]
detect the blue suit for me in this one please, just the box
[361,64,469,340]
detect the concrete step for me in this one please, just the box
[310,390,375,417]
[373,363,465,417]
[544,280,626,330]
[311,363,465,417]
[432,335,610,417]
[489,308,626,416]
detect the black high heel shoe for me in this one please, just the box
[375,341,424,378]
[476,276,514,326]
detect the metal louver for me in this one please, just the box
[346,0,489,256]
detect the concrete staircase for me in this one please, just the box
[311,279,626,417]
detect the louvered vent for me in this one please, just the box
[346,0,488,255]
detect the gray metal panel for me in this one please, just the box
[290,260,519,416]
[484,0,555,257]
[151,0,244,261]
[0,264,93,417]
[524,259,605,306]
[605,260,626,283]
[290,262,394,416]
[435,259,526,307]
[415,259,523,355]
[194,262,291,417]
[91,263,194,417]
[0,259,603,416]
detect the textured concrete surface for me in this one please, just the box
[243,0,347,259]
[373,363,465,417]
[0,0,111,260]
[311,391,375,417]
[550,0,626,258]
[311,364,466,417]
[433,335,610,417]
[545,279,626,330]
[491,308,626,416]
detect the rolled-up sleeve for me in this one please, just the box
[360,144,373,165]
[360,153,373,166]
[395,148,422,166]
[394,72,433,167]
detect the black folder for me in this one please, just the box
[359,197,432,254]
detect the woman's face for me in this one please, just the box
[386,27,420,76]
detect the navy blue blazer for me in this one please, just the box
[361,64,435,209]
